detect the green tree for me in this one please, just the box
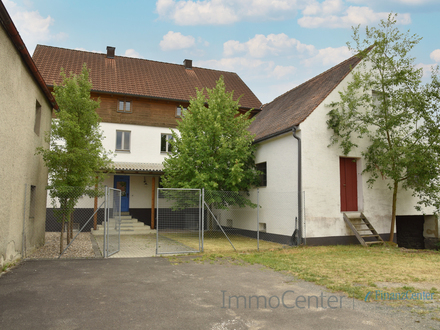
[162,76,260,207]
[327,14,440,242]
[37,64,113,253]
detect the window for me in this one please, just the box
[176,106,187,118]
[29,185,36,219]
[34,101,41,135]
[116,131,131,151]
[161,134,173,153]
[118,100,132,113]
[256,162,267,187]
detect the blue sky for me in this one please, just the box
[4,0,440,104]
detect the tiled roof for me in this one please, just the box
[113,162,164,173]
[32,45,261,110]
[249,53,363,142]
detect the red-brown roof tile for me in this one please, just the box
[32,45,261,110]
[249,53,363,142]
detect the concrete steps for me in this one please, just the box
[92,214,156,236]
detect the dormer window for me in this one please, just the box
[118,100,132,113]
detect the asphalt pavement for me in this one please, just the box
[0,257,436,329]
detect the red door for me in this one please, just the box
[340,157,358,211]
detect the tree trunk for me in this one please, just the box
[389,180,399,242]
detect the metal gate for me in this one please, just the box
[103,187,122,257]
[156,188,202,254]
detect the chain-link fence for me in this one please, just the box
[203,190,260,252]
[156,188,202,254]
[155,189,303,254]
[23,185,121,259]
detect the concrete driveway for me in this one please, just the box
[0,257,436,329]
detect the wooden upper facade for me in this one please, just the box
[33,45,262,128]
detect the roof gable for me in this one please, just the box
[249,53,363,142]
[0,3,57,109]
[32,45,261,110]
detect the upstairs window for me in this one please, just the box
[118,100,132,113]
[256,162,267,187]
[116,130,131,151]
[161,134,173,153]
[176,106,187,118]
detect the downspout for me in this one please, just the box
[292,126,302,245]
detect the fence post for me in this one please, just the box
[257,188,259,251]
[303,191,306,245]
[155,187,159,255]
[201,188,204,252]
[103,186,108,258]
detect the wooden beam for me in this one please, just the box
[151,177,155,229]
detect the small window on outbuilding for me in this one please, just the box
[29,185,37,219]
[34,101,41,136]
[256,162,267,187]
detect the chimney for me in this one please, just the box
[106,46,115,59]
[183,59,192,69]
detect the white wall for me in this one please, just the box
[252,62,437,241]
[101,122,174,163]
[246,133,299,236]
[299,64,436,239]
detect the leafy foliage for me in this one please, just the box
[162,76,260,208]
[327,14,440,240]
[36,64,113,251]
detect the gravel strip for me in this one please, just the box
[27,232,96,259]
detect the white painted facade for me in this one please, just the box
[251,63,438,243]
[64,122,175,210]
[101,122,174,164]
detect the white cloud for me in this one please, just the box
[124,49,141,58]
[155,0,303,25]
[301,46,352,67]
[430,49,440,63]
[160,31,196,51]
[299,4,411,28]
[303,0,344,16]
[224,33,316,58]
[271,65,297,79]
[196,57,296,80]
[415,63,438,78]
[3,0,67,52]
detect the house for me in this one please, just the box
[0,1,57,267]
[247,53,439,248]
[33,45,262,229]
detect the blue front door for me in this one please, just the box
[114,175,130,212]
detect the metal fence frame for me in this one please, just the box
[103,187,122,258]
[156,188,202,255]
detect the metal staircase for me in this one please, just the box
[343,212,385,246]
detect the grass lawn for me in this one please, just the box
[169,243,440,321]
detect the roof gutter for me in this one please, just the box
[252,127,294,145]
[0,2,58,110]
[292,125,303,245]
